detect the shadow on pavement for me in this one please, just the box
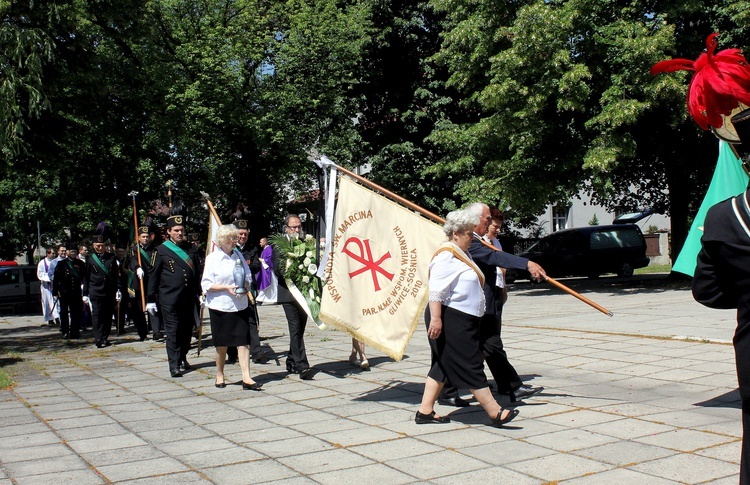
[695,388,742,409]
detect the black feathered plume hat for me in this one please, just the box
[167,198,187,228]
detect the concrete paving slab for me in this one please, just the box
[0,275,746,483]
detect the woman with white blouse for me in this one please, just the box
[201,224,262,390]
[416,209,518,426]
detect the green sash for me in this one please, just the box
[163,240,194,273]
[139,246,152,266]
[90,253,113,280]
[65,259,80,280]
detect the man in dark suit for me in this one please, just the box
[83,234,120,348]
[147,215,202,377]
[467,202,546,402]
[233,219,266,363]
[53,246,86,339]
[273,214,314,379]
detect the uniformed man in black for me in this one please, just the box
[53,246,86,339]
[693,109,750,484]
[129,226,161,340]
[234,219,266,363]
[147,215,202,377]
[83,234,120,348]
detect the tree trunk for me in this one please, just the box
[666,163,690,265]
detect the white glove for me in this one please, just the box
[136,267,144,279]
[82,296,90,305]
[116,290,122,302]
[146,303,158,315]
[199,295,206,309]
[259,258,269,270]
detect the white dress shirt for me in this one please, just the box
[201,249,252,312]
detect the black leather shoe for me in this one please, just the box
[215,380,226,388]
[170,369,183,378]
[491,408,519,427]
[286,362,299,374]
[226,358,238,365]
[179,359,192,371]
[437,396,471,407]
[511,385,543,402]
[415,410,450,424]
[252,349,270,364]
[242,381,263,391]
[299,368,314,380]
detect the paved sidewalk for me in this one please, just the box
[0,275,742,484]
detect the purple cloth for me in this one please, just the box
[255,245,274,291]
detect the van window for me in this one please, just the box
[590,228,642,249]
[0,268,20,285]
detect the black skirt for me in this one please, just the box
[426,304,487,390]
[209,306,252,347]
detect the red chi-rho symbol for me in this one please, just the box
[341,237,394,291]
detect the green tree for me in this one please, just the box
[427,0,747,260]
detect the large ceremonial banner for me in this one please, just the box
[319,176,445,361]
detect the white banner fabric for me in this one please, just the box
[319,176,445,361]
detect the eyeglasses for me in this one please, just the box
[287,225,302,230]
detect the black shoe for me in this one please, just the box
[252,349,270,364]
[242,381,263,391]
[437,396,471,407]
[215,379,226,388]
[226,358,238,365]
[62,333,70,339]
[415,410,450,424]
[95,341,104,348]
[511,385,543,402]
[286,362,299,374]
[170,368,183,378]
[299,368,314,380]
[179,359,191,371]
[491,408,519,427]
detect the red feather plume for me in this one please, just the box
[651,33,750,130]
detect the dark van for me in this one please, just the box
[512,224,650,280]
[0,265,41,311]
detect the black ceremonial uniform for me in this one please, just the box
[128,242,160,339]
[693,190,750,485]
[53,256,86,339]
[84,251,120,347]
[236,241,263,359]
[148,239,202,375]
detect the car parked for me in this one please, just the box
[0,265,41,311]
[508,224,650,281]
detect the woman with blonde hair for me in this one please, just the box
[415,208,518,426]
[201,224,262,390]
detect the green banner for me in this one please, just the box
[672,141,749,276]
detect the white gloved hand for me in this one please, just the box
[136,267,144,279]
[82,296,90,305]
[116,290,122,302]
[146,303,158,315]
[199,295,206,309]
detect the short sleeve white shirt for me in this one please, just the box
[201,249,252,312]
[428,244,485,317]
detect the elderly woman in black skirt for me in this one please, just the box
[416,208,518,426]
[201,224,262,390]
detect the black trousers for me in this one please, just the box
[161,302,194,371]
[126,297,149,339]
[91,296,115,344]
[59,294,83,338]
[480,309,522,393]
[735,320,750,485]
[282,301,308,372]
